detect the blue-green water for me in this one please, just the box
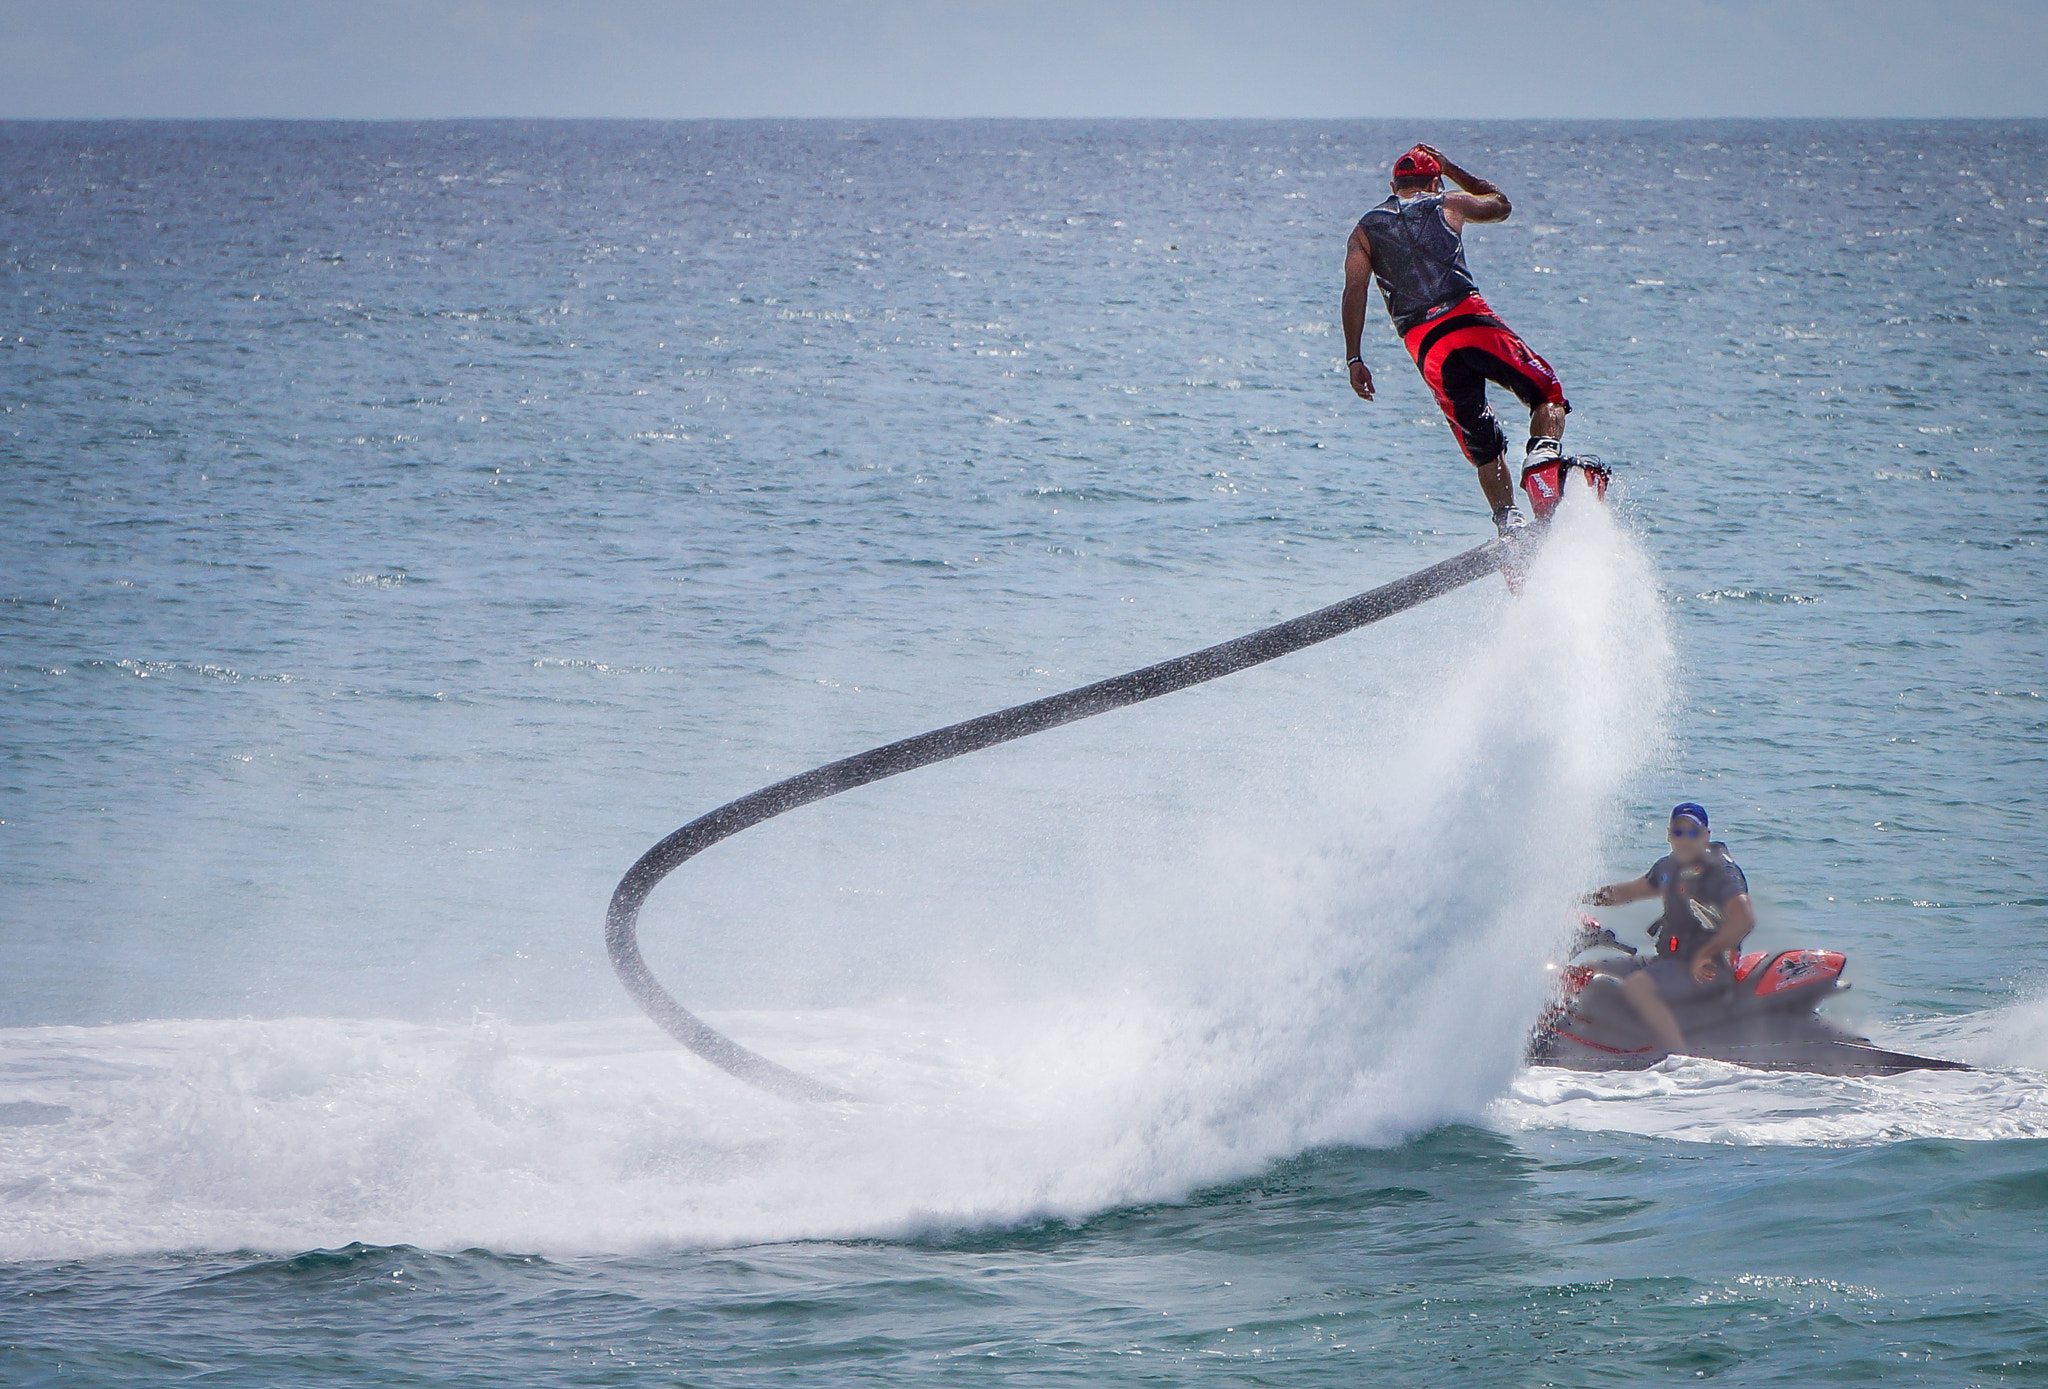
[2,119,2044,1384]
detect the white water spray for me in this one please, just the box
[0,493,1677,1258]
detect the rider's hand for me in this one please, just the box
[1416,142,1447,165]
[1690,951,1720,985]
[1348,359,1375,400]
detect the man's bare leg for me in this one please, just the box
[1476,453,1515,513]
[1622,970,1689,1055]
[1529,401,1567,446]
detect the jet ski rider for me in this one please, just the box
[1341,143,1571,537]
[1582,803,1756,1055]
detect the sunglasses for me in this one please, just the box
[1669,825,1705,838]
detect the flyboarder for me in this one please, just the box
[1342,144,1571,536]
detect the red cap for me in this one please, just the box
[1393,146,1441,181]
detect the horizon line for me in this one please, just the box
[6,113,2047,125]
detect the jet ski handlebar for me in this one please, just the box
[1569,919,1638,957]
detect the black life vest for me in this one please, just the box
[1356,193,1480,334]
[1649,843,1748,959]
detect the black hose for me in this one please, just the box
[607,537,1510,1101]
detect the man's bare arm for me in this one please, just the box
[1584,876,1655,907]
[1419,144,1511,226]
[1691,894,1756,982]
[1342,226,1376,401]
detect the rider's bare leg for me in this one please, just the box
[1622,969,1689,1054]
[1476,453,1515,513]
[1529,401,1567,447]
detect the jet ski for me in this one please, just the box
[1529,918,1970,1076]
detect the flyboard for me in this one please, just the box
[606,460,1609,1101]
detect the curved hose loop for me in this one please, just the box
[607,538,1509,1102]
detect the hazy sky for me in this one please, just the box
[2,0,2044,121]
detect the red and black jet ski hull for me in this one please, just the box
[1528,947,1969,1076]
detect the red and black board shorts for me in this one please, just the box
[1400,293,1568,465]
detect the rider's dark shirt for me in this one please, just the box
[1356,193,1481,333]
[1645,844,1749,959]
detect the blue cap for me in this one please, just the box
[1671,802,1709,828]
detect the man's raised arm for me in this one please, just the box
[1420,144,1511,225]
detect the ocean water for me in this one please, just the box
[2,118,2044,1384]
